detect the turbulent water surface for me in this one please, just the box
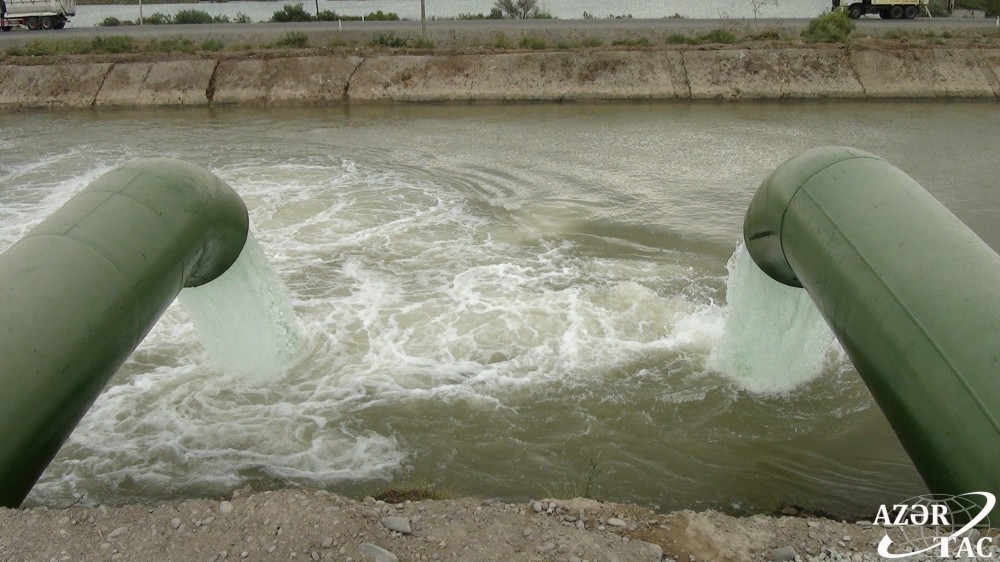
[2,102,999,517]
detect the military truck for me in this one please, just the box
[832,0,929,19]
[0,0,76,31]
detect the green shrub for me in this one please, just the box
[99,16,122,26]
[801,11,854,43]
[70,38,98,53]
[142,12,171,25]
[91,35,138,54]
[316,10,339,21]
[234,12,252,23]
[371,33,409,47]
[454,10,501,19]
[927,0,950,16]
[327,37,353,48]
[581,36,603,47]
[172,9,215,24]
[696,28,738,44]
[751,30,781,41]
[611,36,651,46]
[270,4,313,23]
[959,0,1000,16]
[23,39,58,56]
[492,33,512,49]
[414,37,435,49]
[200,39,225,51]
[665,33,693,44]
[519,36,548,49]
[365,10,399,21]
[274,30,309,48]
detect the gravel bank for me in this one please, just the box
[0,488,968,561]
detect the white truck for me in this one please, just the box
[831,0,929,19]
[0,0,76,31]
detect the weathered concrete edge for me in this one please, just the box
[95,59,219,106]
[2,47,999,110]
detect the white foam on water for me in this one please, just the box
[707,241,838,394]
[19,154,816,507]
[1,108,957,515]
[179,233,301,382]
[21,142,842,507]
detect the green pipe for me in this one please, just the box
[0,159,248,508]
[744,146,1000,502]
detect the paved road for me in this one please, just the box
[0,16,997,47]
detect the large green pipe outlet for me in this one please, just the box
[0,159,248,508]
[744,146,1000,501]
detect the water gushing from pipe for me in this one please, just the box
[707,241,836,394]
[179,233,300,382]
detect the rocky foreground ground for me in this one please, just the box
[0,488,960,562]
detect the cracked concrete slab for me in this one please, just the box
[2,47,999,109]
[211,56,362,106]
[0,63,112,109]
[0,65,13,87]
[350,51,682,102]
[95,60,217,107]
[850,48,996,98]
[683,48,864,100]
[981,48,1000,97]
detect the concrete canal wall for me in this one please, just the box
[1,46,999,109]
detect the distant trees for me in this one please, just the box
[977,0,1000,16]
[99,9,236,25]
[493,0,545,19]
[954,0,1000,16]
[270,4,313,23]
[269,5,401,23]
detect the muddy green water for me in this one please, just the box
[2,102,998,517]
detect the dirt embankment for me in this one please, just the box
[0,488,920,562]
[1,43,999,109]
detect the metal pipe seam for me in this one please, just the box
[744,146,1000,509]
[0,158,248,507]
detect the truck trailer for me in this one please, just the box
[1,0,75,31]
[832,0,929,19]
